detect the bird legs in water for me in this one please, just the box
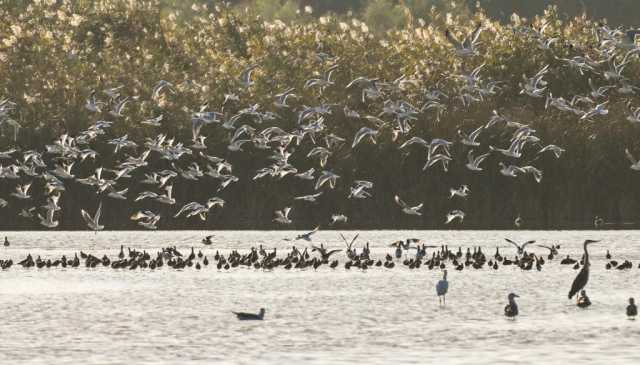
[439,295,446,307]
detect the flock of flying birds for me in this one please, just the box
[1,22,640,230]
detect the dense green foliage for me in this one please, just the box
[1,1,640,230]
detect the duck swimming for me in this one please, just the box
[504,293,519,318]
[577,290,592,308]
[232,308,265,320]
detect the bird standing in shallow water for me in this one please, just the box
[568,240,600,303]
[504,293,519,318]
[3,236,8,247]
[627,298,637,319]
[436,270,449,306]
[232,308,265,320]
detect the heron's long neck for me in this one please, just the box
[583,243,590,266]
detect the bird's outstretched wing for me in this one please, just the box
[324,249,342,258]
[95,202,102,223]
[394,195,407,208]
[470,23,483,44]
[80,209,92,225]
[504,238,520,250]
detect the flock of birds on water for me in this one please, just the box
[1,23,640,230]
[1,21,640,320]
[1,234,638,320]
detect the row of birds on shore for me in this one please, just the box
[2,234,639,272]
[4,23,640,228]
[1,235,637,321]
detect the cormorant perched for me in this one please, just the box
[504,293,519,318]
[577,290,592,308]
[3,236,8,247]
[627,298,637,319]
[568,240,600,303]
[436,270,449,306]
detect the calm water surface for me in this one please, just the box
[0,230,639,364]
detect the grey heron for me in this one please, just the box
[568,240,600,303]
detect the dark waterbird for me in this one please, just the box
[504,293,519,318]
[568,240,600,303]
[202,235,213,245]
[436,270,449,306]
[577,290,592,308]
[627,298,637,319]
[3,236,8,247]
[232,308,265,320]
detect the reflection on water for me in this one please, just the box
[0,230,639,364]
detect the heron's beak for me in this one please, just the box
[514,294,520,298]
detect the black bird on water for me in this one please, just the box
[202,235,213,245]
[3,236,8,247]
[504,293,519,318]
[568,240,600,303]
[627,298,637,319]
[232,308,265,320]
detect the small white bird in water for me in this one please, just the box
[394,195,423,216]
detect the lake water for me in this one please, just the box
[0,230,638,364]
